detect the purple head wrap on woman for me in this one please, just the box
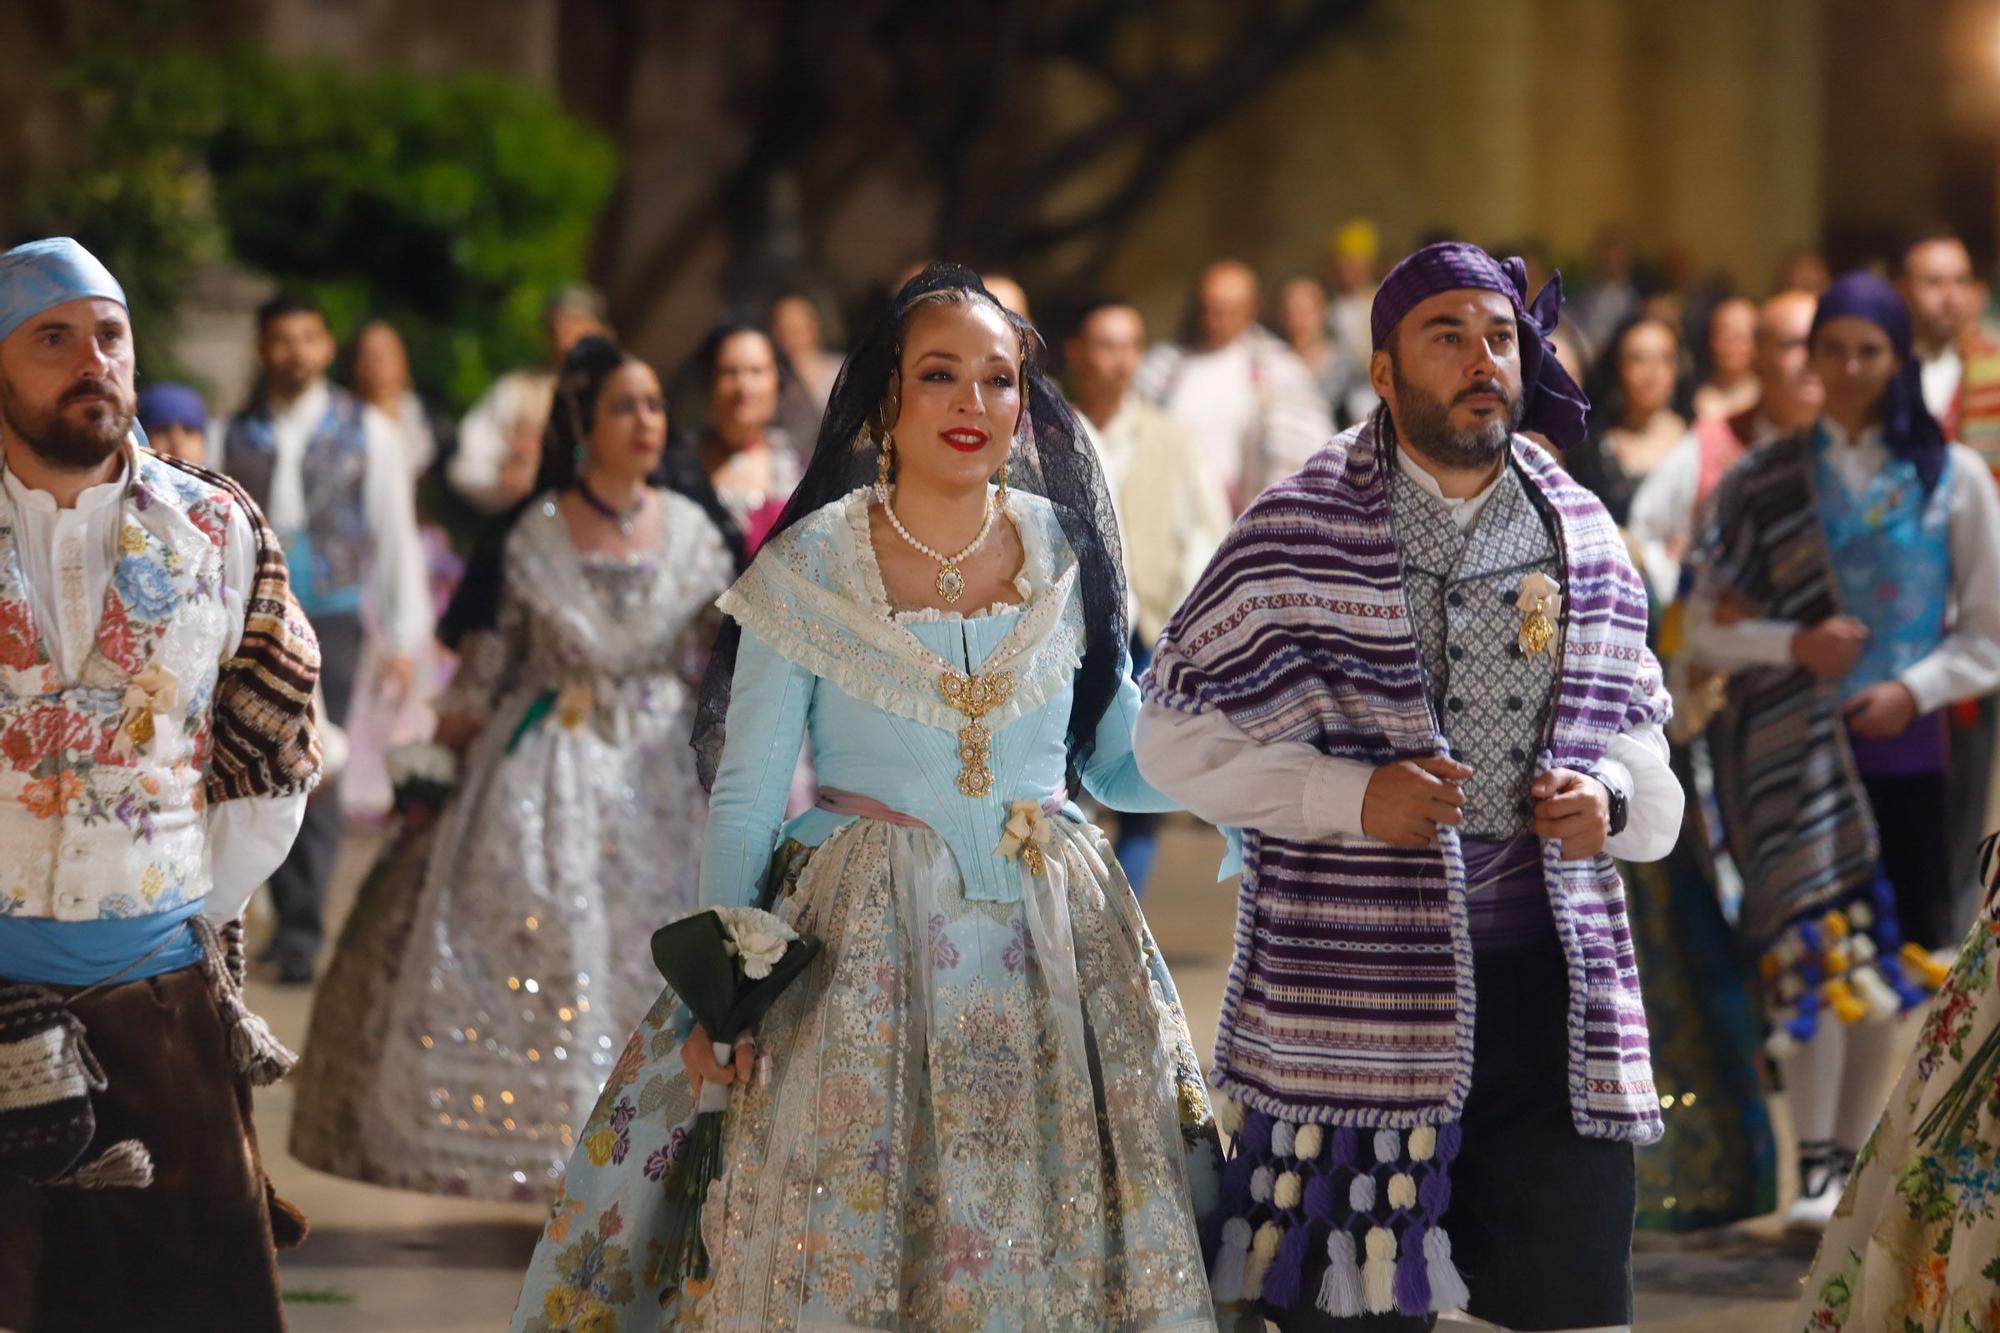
[1810,269,1948,496]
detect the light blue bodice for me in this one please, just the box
[1814,425,1953,696]
[698,489,1170,911]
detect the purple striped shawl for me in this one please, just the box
[1146,421,1670,1143]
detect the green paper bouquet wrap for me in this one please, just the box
[649,906,822,1288]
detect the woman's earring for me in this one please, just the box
[996,458,1010,510]
[875,433,894,503]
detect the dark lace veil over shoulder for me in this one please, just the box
[692,262,1129,789]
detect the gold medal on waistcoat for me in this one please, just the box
[1515,571,1560,658]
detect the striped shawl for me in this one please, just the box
[1146,422,1668,1140]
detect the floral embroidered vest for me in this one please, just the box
[0,454,234,920]
[224,385,370,618]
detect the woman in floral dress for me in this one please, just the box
[512,266,1218,1331]
[287,336,740,1201]
[1797,850,2000,1330]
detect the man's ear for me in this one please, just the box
[1368,345,1396,407]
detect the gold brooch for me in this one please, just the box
[995,798,1052,877]
[1515,571,1560,657]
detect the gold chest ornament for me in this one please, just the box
[937,668,1012,798]
[1515,571,1560,658]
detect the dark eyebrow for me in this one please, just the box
[28,318,74,336]
[912,349,963,364]
[1420,314,1467,331]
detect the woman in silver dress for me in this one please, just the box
[288,336,743,1201]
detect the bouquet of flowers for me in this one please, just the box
[652,905,822,1288]
[385,742,457,819]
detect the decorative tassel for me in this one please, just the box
[1361,1225,1398,1313]
[1274,1170,1304,1210]
[1900,942,1951,990]
[1848,899,1875,930]
[1407,1125,1437,1162]
[1316,1230,1365,1317]
[1418,1166,1451,1219]
[1209,1217,1252,1301]
[1822,978,1866,1025]
[227,1005,299,1086]
[1303,1170,1339,1223]
[1394,1223,1432,1313]
[1241,1113,1274,1159]
[1250,1165,1275,1203]
[1214,1095,1244,1138]
[1852,966,1900,1020]
[1348,1173,1377,1214]
[1328,1125,1358,1169]
[1765,1027,1798,1061]
[1295,1123,1324,1161]
[1243,1221,1283,1301]
[66,1138,154,1190]
[1423,1225,1472,1310]
[1262,1218,1314,1309]
[1373,1128,1402,1164]
[1387,1171,1418,1211]
[1272,1119,1297,1159]
[1433,1122,1463,1166]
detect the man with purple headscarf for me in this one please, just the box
[1135,242,1682,1330]
[1688,270,2000,1233]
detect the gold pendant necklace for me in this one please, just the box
[883,488,999,605]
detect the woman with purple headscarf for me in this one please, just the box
[1689,271,2000,1236]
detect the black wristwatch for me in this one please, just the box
[1594,771,1629,837]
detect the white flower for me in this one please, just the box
[717,906,799,981]
[388,742,457,788]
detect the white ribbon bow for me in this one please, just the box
[995,798,1053,877]
[113,663,179,756]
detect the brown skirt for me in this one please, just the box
[0,962,300,1332]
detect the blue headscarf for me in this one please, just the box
[1810,270,1948,496]
[136,383,208,434]
[0,238,128,344]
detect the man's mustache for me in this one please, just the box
[61,378,125,406]
[1454,381,1510,406]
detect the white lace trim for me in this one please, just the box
[718,488,1084,733]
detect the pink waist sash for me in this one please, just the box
[814,786,1068,828]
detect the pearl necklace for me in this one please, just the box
[881,486,1000,604]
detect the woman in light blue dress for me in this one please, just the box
[512,266,1218,1332]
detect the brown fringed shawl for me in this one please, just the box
[149,455,322,804]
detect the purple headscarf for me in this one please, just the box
[1810,269,1948,495]
[1371,241,1591,452]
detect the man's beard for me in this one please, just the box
[0,376,134,471]
[1391,362,1523,470]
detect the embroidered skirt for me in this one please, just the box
[511,815,1217,1332]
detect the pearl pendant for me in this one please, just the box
[936,565,966,603]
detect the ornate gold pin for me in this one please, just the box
[1515,571,1560,658]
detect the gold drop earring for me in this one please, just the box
[875,433,894,503]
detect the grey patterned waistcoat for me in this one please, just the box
[1390,453,1562,839]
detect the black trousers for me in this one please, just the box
[266,609,362,960]
[1265,939,1636,1332]
[1862,769,1956,952]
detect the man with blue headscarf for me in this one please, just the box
[1690,270,2000,1233]
[0,238,321,1329]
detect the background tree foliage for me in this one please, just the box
[16,49,615,408]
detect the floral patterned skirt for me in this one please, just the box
[1796,891,2000,1330]
[511,815,1218,1332]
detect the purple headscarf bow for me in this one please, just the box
[1370,241,1591,452]
[1810,270,1948,496]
